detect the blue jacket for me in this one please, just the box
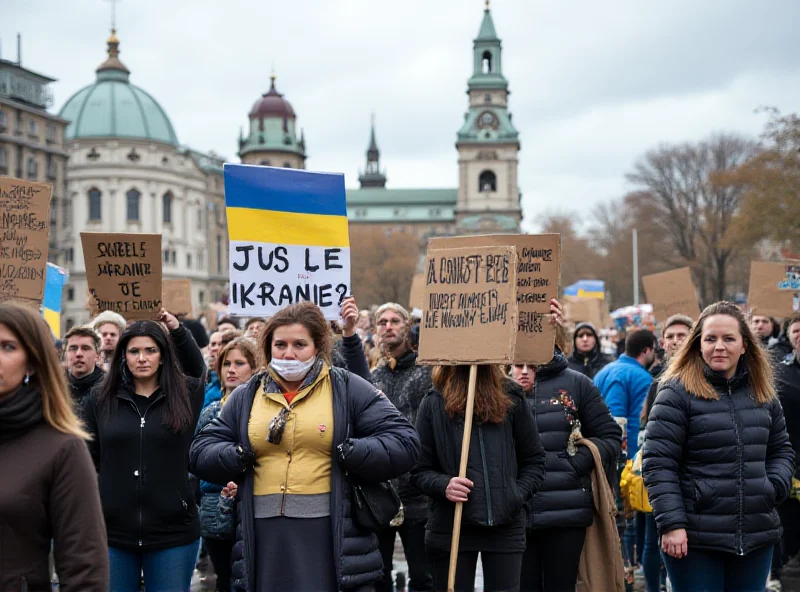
[203,371,222,410]
[594,354,652,458]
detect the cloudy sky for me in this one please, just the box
[5,0,800,231]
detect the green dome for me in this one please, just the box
[59,31,178,146]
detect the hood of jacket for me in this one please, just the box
[571,322,602,364]
[536,348,570,380]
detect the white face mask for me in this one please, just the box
[270,356,317,382]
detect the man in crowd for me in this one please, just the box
[244,317,266,342]
[752,314,780,347]
[217,317,239,334]
[63,326,105,409]
[567,321,614,379]
[91,311,126,371]
[370,303,433,592]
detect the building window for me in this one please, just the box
[216,236,222,274]
[0,110,7,129]
[187,253,192,268]
[161,156,169,166]
[65,318,75,332]
[62,197,71,228]
[126,189,141,221]
[198,251,204,269]
[163,250,170,265]
[67,287,75,301]
[197,207,204,230]
[46,155,56,180]
[199,290,205,305]
[429,208,442,217]
[28,119,37,136]
[127,148,140,162]
[479,170,497,192]
[26,157,38,179]
[87,147,100,161]
[354,208,367,218]
[260,160,271,166]
[65,248,74,264]
[162,192,173,224]
[46,124,56,143]
[481,51,493,74]
[0,147,7,171]
[283,162,292,168]
[88,188,102,221]
[484,93,491,103]
[171,250,176,265]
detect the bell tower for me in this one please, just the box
[455,1,521,233]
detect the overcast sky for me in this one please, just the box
[5,0,800,231]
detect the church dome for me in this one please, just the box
[249,74,296,120]
[59,30,178,146]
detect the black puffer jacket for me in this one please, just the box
[83,325,206,551]
[643,367,795,555]
[371,351,432,521]
[777,355,800,478]
[189,367,420,592]
[525,351,622,529]
[410,379,546,533]
[567,322,613,379]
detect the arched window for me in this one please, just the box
[260,159,271,166]
[126,189,141,222]
[0,147,7,170]
[27,156,38,179]
[88,188,102,221]
[479,170,497,192]
[283,162,292,168]
[482,51,493,74]
[162,191,173,224]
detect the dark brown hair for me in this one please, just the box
[216,338,258,387]
[662,301,775,403]
[64,326,101,351]
[258,302,333,366]
[0,304,89,438]
[432,365,512,424]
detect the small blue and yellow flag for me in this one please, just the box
[224,164,350,320]
[42,263,68,338]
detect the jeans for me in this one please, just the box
[520,527,586,592]
[641,513,663,592]
[377,520,433,591]
[428,549,523,592]
[109,539,201,592]
[662,545,773,592]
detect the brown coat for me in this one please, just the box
[576,438,625,592]
[0,423,108,591]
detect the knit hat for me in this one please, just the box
[91,310,127,333]
[664,314,694,332]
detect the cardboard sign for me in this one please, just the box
[564,297,607,328]
[81,232,162,320]
[418,245,518,365]
[748,261,800,317]
[224,164,350,320]
[0,177,52,307]
[642,267,701,324]
[409,273,426,310]
[429,234,561,364]
[162,279,193,317]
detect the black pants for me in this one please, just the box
[428,548,523,592]
[780,498,800,565]
[377,520,433,592]
[204,537,234,592]
[520,527,586,592]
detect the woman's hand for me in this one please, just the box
[341,297,359,338]
[661,528,688,558]
[549,298,564,327]
[222,481,238,499]
[445,477,474,503]
[158,308,180,331]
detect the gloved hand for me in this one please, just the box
[337,439,356,465]
[236,445,256,472]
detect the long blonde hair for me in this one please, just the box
[0,303,90,439]
[662,301,775,403]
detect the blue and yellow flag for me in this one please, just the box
[42,263,68,338]
[224,164,350,319]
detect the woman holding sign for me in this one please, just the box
[189,301,419,592]
[83,308,207,592]
[643,302,794,592]
[411,351,550,591]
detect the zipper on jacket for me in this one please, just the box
[477,424,494,526]
[124,395,161,548]
[726,382,745,555]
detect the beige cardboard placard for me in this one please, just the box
[418,245,518,365]
[204,308,218,332]
[81,232,163,320]
[163,279,193,317]
[748,261,800,318]
[0,177,52,307]
[429,233,561,364]
[564,298,605,328]
[642,267,701,324]
[409,273,426,310]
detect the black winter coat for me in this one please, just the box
[643,367,795,556]
[567,322,613,380]
[410,379,546,535]
[83,325,206,551]
[189,367,420,592]
[371,351,432,521]
[777,355,800,478]
[525,352,622,529]
[68,365,105,410]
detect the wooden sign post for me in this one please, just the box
[417,243,520,592]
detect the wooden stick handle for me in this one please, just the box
[447,364,479,592]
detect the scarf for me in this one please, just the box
[69,365,105,402]
[0,384,44,444]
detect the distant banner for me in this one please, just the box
[43,263,68,338]
[224,164,350,320]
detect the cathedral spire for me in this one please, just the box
[359,114,386,188]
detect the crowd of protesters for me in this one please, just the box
[2,292,800,592]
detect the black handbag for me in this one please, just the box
[348,474,403,531]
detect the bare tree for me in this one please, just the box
[349,227,420,308]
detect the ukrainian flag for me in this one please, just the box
[42,263,68,338]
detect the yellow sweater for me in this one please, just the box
[248,363,334,519]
